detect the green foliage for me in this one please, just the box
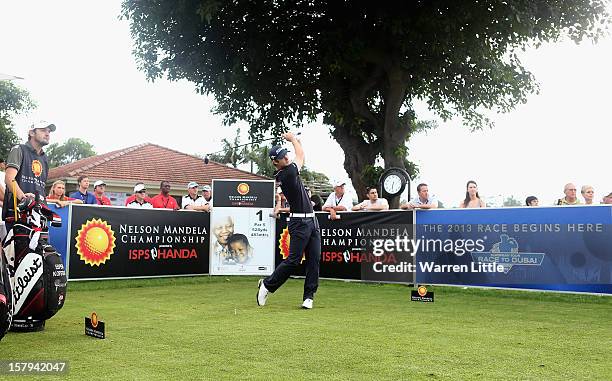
[246,145,276,177]
[0,124,19,161]
[122,1,609,188]
[504,195,523,207]
[46,138,96,168]
[0,81,35,159]
[360,164,385,190]
[300,166,329,183]
[402,158,419,181]
[122,1,609,128]
[208,129,248,168]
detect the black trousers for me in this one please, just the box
[264,216,321,300]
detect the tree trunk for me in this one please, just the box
[382,65,411,208]
[331,124,379,204]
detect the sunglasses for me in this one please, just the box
[137,190,147,194]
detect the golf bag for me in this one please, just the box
[0,239,12,340]
[2,194,67,332]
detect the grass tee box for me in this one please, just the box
[1,276,610,380]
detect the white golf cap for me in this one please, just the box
[334,180,346,187]
[29,120,56,132]
[93,180,106,188]
[202,185,212,191]
[187,181,199,189]
[134,183,146,193]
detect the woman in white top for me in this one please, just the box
[459,180,486,208]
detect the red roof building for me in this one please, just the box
[48,143,268,205]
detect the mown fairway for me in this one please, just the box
[1,276,610,380]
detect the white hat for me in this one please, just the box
[334,180,346,187]
[29,120,56,132]
[134,183,146,193]
[187,181,199,189]
[93,180,106,188]
[202,185,212,191]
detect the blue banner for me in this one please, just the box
[48,204,70,266]
[45,202,612,294]
[415,206,612,294]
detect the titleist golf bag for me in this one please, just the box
[2,194,67,332]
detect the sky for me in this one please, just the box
[1,1,611,206]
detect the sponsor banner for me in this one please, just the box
[212,179,275,208]
[209,180,276,275]
[68,205,209,280]
[47,204,70,266]
[415,206,612,294]
[275,211,415,283]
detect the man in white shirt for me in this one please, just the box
[126,183,153,208]
[323,181,353,219]
[202,184,213,204]
[401,183,438,210]
[182,182,210,211]
[352,187,389,211]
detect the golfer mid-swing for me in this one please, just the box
[257,132,321,309]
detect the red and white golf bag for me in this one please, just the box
[1,195,67,332]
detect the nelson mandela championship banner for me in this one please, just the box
[68,205,209,280]
[275,210,415,283]
[209,179,276,275]
[415,206,612,294]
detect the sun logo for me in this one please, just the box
[31,160,43,177]
[278,227,305,263]
[91,312,99,328]
[417,286,428,297]
[237,183,250,195]
[75,219,116,266]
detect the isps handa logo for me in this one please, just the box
[237,182,250,195]
[31,160,43,177]
[75,219,116,266]
[278,227,305,263]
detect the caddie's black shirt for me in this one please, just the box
[2,142,49,220]
[275,163,313,214]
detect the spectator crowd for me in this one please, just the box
[3,166,611,218]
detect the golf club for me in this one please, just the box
[204,131,301,164]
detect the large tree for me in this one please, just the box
[0,81,35,159]
[122,1,609,206]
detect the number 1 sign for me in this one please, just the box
[209,180,276,275]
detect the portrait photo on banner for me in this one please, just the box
[209,208,275,275]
